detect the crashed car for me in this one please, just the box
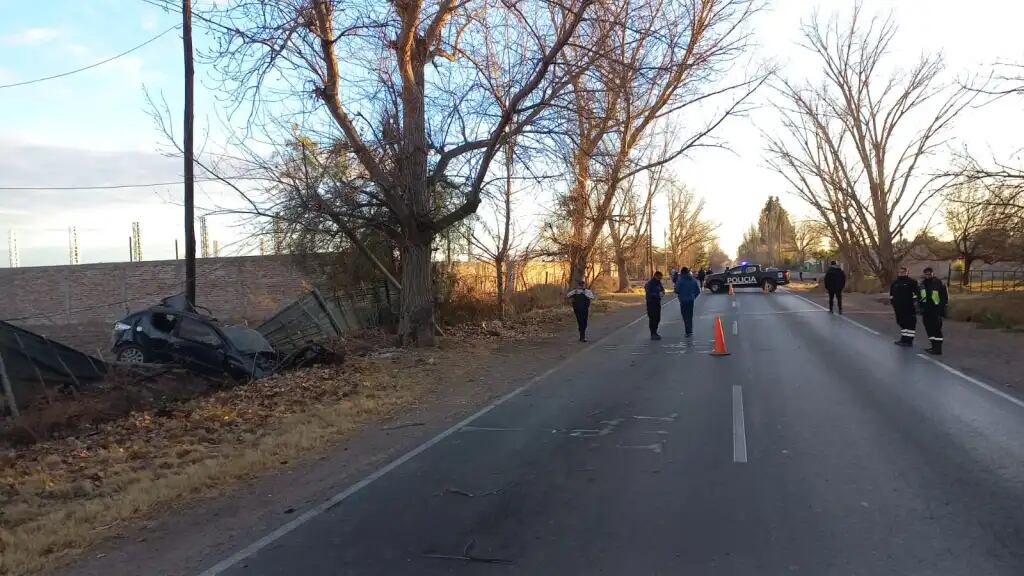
[111,304,276,380]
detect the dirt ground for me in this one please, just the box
[8,296,645,576]
[792,285,1024,396]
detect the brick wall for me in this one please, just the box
[0,256,311,328]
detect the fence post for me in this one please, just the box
[0,351,19,419]
[946,263,952,286]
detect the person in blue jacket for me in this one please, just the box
[674,266,701,337]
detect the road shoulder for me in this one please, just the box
[795,289,1024,398]
[58,300,647,576]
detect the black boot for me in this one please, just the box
[651,333,662,340]
[925,340,942,355]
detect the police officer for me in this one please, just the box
[889,266,919,347]
[919,267,948,355]
[644,271,666,340]
[566,280,595,342]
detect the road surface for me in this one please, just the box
[203,290,1024,575]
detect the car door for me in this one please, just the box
[171,317,228,376]
[137,312,178,362]
[725,266,748,286]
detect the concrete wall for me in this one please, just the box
[0,256,310,328]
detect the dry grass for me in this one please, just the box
[0,348,479,576]
[948,292,1024,330]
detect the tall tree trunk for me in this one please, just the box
[495,257,506,320]
[962,257,974,287]
[607,219,630,292]
[398,239,435,346]
[568,245,590,287]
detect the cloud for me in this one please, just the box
[1,27,61,46]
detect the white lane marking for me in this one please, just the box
[732,320,738,335]
[838,316,881,335]
[198,303,659,576]
[917,354,1024,410]
[732,385,748,463]
[787,292,881,335]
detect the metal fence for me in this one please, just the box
[947,268,1024,292]
[257,282,397,355]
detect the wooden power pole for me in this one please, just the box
[183,0,197,305]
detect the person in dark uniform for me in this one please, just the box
[889,266,919,347]
[824,261,846,314]
[696,268,707,287]
[674,267,701,337]
[644,271,666,340]
[566,280,595,342]
[919,267,948,355]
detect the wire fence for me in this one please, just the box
[948,268,1024,292]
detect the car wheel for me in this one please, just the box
[708,281,724,294]
[116,345,146,364]
[763,279,777,292]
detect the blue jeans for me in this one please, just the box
[679,300,695,335]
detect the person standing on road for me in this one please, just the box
[674,266,701,337]
[670,267,679,284]
[824,261,846,314]
[919,267,948,355]
[696,268,707,288]
[644,271,666,340]
[890,266,920,347]
[567,280,595,343]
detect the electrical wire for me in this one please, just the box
[0,177,252,191]
[0,25,180,90]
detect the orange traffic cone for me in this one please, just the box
[728,284,735,296]
[711,315,730,356]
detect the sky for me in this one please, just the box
[1,0,1023,267]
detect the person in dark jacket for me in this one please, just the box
[674,267,701,337]
[670,267,679,284]
[566,280,595,342]
[919,267,948,355]
[644,271,666,340]
[823,261,847,314]
[696,268,707,287]
[889,266,919,347]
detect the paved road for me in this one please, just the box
[205,290,1024,575]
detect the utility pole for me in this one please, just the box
[183,0,197,305]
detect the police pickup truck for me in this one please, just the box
[704,264,790,293]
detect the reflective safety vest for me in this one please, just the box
[919,287,941,305]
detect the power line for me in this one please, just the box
[0,25,180,90]
[0,176,251,191]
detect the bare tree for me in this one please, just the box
[607,169,659,291]
[666,179,717,267]
[469,138,542,318]
[558,0,765,284]
[766,5,976,286]
[942,182,1015,283]
[788,220,826,269]
[167,0,595,346]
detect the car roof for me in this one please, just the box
[130,306,218,323]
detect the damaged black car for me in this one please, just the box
[111,303,276,381]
